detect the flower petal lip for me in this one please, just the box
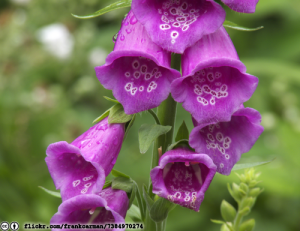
[45,117,125,201]
[189,107,264,175]
[171,26,258,124]
[150,147,216,211]
[95,11,181,114]
[50,188,128,231]
[131,0,226,54]
[221,0,259,13]
[46,141,106,201]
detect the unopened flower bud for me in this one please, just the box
[239,207,250,216]
[239,183,249,193]
[221,200,236,222]
[240,197,255,210]
[249,180,258,188]
[239,219,255,231]
[221,223,231,231]
[229,183,243,202]
[249,188,262,197]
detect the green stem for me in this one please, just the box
[144,54,181,231]
[233,211,243,231]
[155,221,164,231]
[148,109,161,125]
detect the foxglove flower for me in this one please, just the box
[45,117,125,201]
[51,187,129,231]
[221,0,259,13]
[131,0,225,54]
[171,26,258,124]
[189,107,264,175]
[95,11,181,114]
[150,147,216,211]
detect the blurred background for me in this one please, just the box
[0,0,300,230]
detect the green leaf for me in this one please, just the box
[132,181,145,221]
[138,124,172,154]
[93,107,112,124]
[126,204,142,222]
[223,20,263,31]
[108,103,133,124]
[128,184,137,209]
[149,197,176,222]
[38,186,61,198]
[124,114,136,139]
[175,121,189,142]
[167,139,191,151]
[102,180,112,189]
[232,159,275,171]
[72,0,132,19]
[111,169,130,179]
[103,96,119,104]
[211,219,225,225]
[143,185,154,211]
[111,177,134,193]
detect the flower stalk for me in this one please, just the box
[145,54,181,231]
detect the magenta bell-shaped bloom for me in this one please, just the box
[95,11,181,114]
[171,26,258,124]
[131,0,225,54]
[189,107,264,175]
[51,187,129,231]
[150,147,216,211]
[221,0,259,13]
[45,117,125,201]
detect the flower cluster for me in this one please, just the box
[45,0,263,228]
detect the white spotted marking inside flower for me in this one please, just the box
[210,97,215,105]
[158,0,200,44]
[131,87,138,95]
[145,73,152,80]
[174,192,181,199]
[84,183,92,188]
[197,96,208,106]
[207,133,215,142]
[72,180,80,187]
[81,188,88,194]
[216,132,224,142]
[160,24,171,30]
[134,71,140,79]
[83,175,93,181]
[140,65,147,73]
[192,69,228,105]
[132,60,139,69]
[125,82,133,92]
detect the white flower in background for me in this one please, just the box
[10,0,31,5]
[89,47,107,66]
[37,23,74,60]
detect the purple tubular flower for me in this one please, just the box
[95,11,181,114]
[150,147,216,211]
[189,107,264,175]
[45,117,125,201]
[221,0,259,13]
[131,0,225,54]
[171,26,259,124]
[51,187,129,231]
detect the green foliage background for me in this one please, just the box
[0,0,299,230]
